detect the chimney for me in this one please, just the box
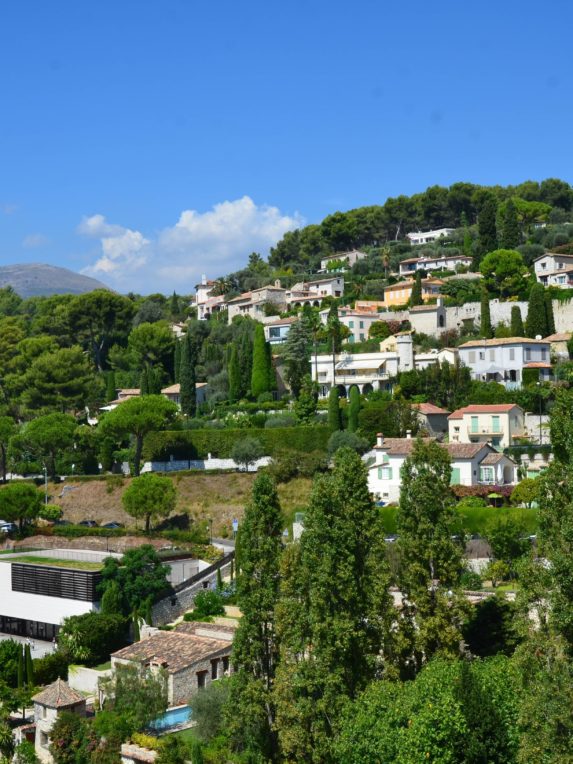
[437,297,444,307]
[376,432,384,448]
[406,430,412,439]
[275,279,281,288]
[535,334,542,340]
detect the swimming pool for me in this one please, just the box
[150,705,192,730]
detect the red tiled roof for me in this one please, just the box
[413,403,451,415]
[460,337,549,348]
[32,679,84,709]
[448,404,520,420]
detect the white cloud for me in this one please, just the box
[22,233,49,248]
[80,197,303,293]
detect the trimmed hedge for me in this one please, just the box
[143,426,330,461]
[379,505,538,536]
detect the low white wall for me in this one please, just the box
[68,665,112,695]
[131,456,272,474]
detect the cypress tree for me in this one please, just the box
[510,305,524,336]
[139,367,149,396]
[396,439,468,676]
[251,323,271,398]
[274,449,393,760]
[545,292,556,336]
[526,283,549,338]
[480,288,493,339]
[105,371,116,403]
[25,644,34,686]
[228,344,242,402]
[132,611,140,642]
[170,291,180,317]
[328,386,342,431]
[410,271,423,307]
[265,341,276,392]
[501,198,520,249]
[180,331,197,416]
[239,330,253,399]
[228,474,283,759]
[17,646,23,689]
[174,340,182,383]
[216,567,223,590]
[348,386,361,432]
[477,193,498,265]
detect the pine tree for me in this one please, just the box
[274,449,393,761]
[227,344,242,402]
[396,439,469,677]
[228,474,283,760]
[139,367,149,396]
[180,330,197,416]
[251,324,271,399]
[510,305,524,336]
[282,319,312,399]
[525,283,549,338]
[328,386,342,431]
[477,193,498,259]
[545,292,556,336]
[410,271,423,307]
[501,198,520,249]
[105,371,116,403]
[348,386,360,432]
[174,340,182,383]
[480,287,493,338]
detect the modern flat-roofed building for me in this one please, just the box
[406,228,455,245]
[319,249,367,272]
[398,254,472,277]
[0,549,121,641]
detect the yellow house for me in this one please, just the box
[383,278,444,307]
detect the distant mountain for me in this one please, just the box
[0,263,110,298]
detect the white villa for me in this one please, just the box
[406,228,455,246]
[226,282,287,323]
[319,249,367,272]
[311,333,457,397]
[458,337,552,388]
[398,254,472,277]
[367,433,518,504]
[448,404,525,450]
[534,252,573,287]
[286,276,344,307]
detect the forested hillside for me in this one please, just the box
[268,178,573,271]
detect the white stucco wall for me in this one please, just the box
[0,564,98,626]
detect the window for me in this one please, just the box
[211,659,219,680]
[348,321,354,329]
[469,351,476,363]
[480,466,495,483]
[525,348,531,361]
[489,349,495,361]
[470,416,479,433]
[359,334,365,341]
[222,657,230,673]
[509,348,515,361]
[541,348,547,360]
[359,321,364,329]
[492,415,500,433]
[197,670,208,689]
[450,467,461,485]
[479,352,485,360]
[378,466,392,480]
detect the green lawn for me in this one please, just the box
[170,728,197,744]
[0,555,103,570]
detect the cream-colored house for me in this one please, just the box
[448,404,525,450]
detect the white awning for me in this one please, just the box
[336,359,384,371]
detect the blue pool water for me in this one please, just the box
[150,705,192,730]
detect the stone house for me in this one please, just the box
[412,403,451,437]
[32,679,86,763]
[111,621,235,706]
[226,282,287,323]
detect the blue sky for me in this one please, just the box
[1,0,571,293]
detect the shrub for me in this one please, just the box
[58,612,128,665]
[191,590,225,619]
[268,450,328,482]
[327,430,369,456]
[459,569,483,590]
[265,414,297,429]
[231,437,263,470]
[33,651,71,686]
[131,732,160,751]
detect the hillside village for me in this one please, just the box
[3,179,573,762]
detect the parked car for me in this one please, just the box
[78,520,99,528]
[102,522,124,529]
[0,522,16,534]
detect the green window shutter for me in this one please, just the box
[450,467,461,485]
[349,320,354,329]
[492,415,500,433]
[470,416,478,433]
[378,467,382,479]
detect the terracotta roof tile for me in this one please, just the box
[481,452,506,465]
[445,443,488,459]
[545,332,572,342]
[112,630,231,674]
[413,403,451,415]
[448,404,519,420]
[32,679,84,708]
[460,337,549,348]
